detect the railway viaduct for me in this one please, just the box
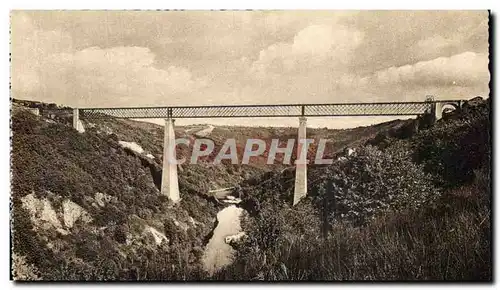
[71,97,465,206]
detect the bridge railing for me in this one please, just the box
[75,100,463,119]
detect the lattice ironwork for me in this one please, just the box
[80,107,171,119]
[171,105,302,118]
[77,100,463,120]
[304,102,433,116]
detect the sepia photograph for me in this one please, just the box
[9,9,492,282]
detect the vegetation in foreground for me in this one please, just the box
[216,97,491,281]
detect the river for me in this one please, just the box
[202,204,244,274]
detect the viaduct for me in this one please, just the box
[71,97,465,206]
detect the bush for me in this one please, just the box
[216,177,490,281]
[312,145,439,225]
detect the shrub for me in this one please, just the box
[216,177,490,281]
[312,145,439,225]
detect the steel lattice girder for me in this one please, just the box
[77,101,461,119]
[303,102,432,116]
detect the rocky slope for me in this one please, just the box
[11,105,218,280]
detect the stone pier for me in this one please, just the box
[72,108,85,133]
[161,117,180,202]
[431,102,444,123]
[73,108,79,130]
[293,117,308,206]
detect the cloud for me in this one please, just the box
[365,51,489,88]
[11,12,208,107]
[292,24,362,58]
[10,12,74,96]
[34,46,206,107]
[343,10,489,75]
[250,24,363,78]
[10,12,206,107]
[232,51,490,105]
[417,35,454,53]
[11,10,489,119]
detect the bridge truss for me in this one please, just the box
[77,100,463,119]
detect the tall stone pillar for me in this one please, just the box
[434,102,443,122]
[426,96,443,124]
[73,108,79,130]
[161,118,180,203]
[293,117,308,206]
[72,108,85,133]
[430,102,443,124]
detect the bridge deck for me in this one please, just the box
[72,100,462,119]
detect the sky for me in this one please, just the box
[10,10,490,128]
